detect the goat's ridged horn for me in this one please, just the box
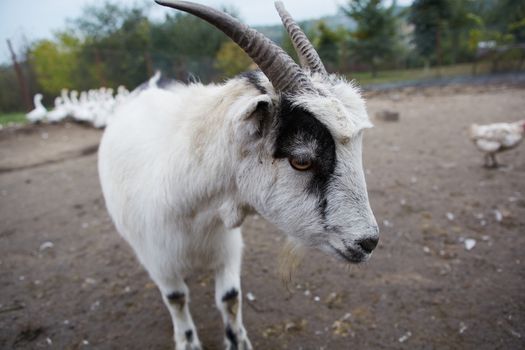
[155,0,314,93]
[275,1,328,76]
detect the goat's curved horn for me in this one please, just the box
[155,0,314,93]
[275,1,328,76]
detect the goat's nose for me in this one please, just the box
[357,236,379,254]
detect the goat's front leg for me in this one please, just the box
[215,229,252,350]
[157,278,202,350]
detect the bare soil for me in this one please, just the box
[1,84,524,350]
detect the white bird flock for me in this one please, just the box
[25,71,162,128]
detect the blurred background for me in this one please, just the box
[1,0,524,121]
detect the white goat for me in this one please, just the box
[98,1,379,349]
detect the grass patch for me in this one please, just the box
[0,112,27,126]
[351,62,496,86]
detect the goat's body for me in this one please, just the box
[99,81,257,349]
[101,83,242,262]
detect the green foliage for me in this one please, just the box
[464,0,524,73]
[151,11,229,80]
[30,33,80,95]
[409,0,452,64]
[409,0,525,66]
[0,66,21,113]
[0,112,27,126]
[73,3,152,89]
[27,1,234,93]
[313,22,349,72]
[489,0,525,42]
[214,42,253,77]
[350,61,497,85]
[343,0,402,75]
[75,2,128,39]
[2,0,525,113]
[447,0,478,63]
[154,13,228,58]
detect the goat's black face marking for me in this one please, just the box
[239,70,267,94]
[185,329,193,342]
[166,291,185,310]
[274,98,337,215]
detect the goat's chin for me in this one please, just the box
[321,244,370,264]
[276,236,370,287]
[278,240,305,287]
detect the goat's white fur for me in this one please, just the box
[98,72,377,349]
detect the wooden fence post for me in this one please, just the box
[7,39,32,111]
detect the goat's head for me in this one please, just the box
[156,0,379,263]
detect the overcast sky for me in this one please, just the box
[0,0,413,64]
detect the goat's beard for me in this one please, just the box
[278,238,305,289]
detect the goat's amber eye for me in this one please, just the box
[289,158,312,171]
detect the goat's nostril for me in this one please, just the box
[357,237,379,254]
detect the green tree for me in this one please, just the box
[0,65,23,112]
[409,0,452,66]
[30,33,81,95]
[447,0,480,63]
[214,41,253,77]
[151,10,232,80]
[488,0,525,42]
[74,3,152,89]
[313,21,349,72]
[343,0,401,76]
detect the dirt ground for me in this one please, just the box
[1,84,524,350]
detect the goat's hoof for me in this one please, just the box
[176,343,201,350]
[175,328,201,350]
[225,337,252,350]
[176,339,202,350]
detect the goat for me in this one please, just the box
[98,1,379,349]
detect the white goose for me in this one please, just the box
[47,97,69,123]
[69,90,92,122]
[26,93,47,123]
[93,87,117,128]
[116,85,130,101]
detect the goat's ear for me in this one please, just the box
[234,95,274,138]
